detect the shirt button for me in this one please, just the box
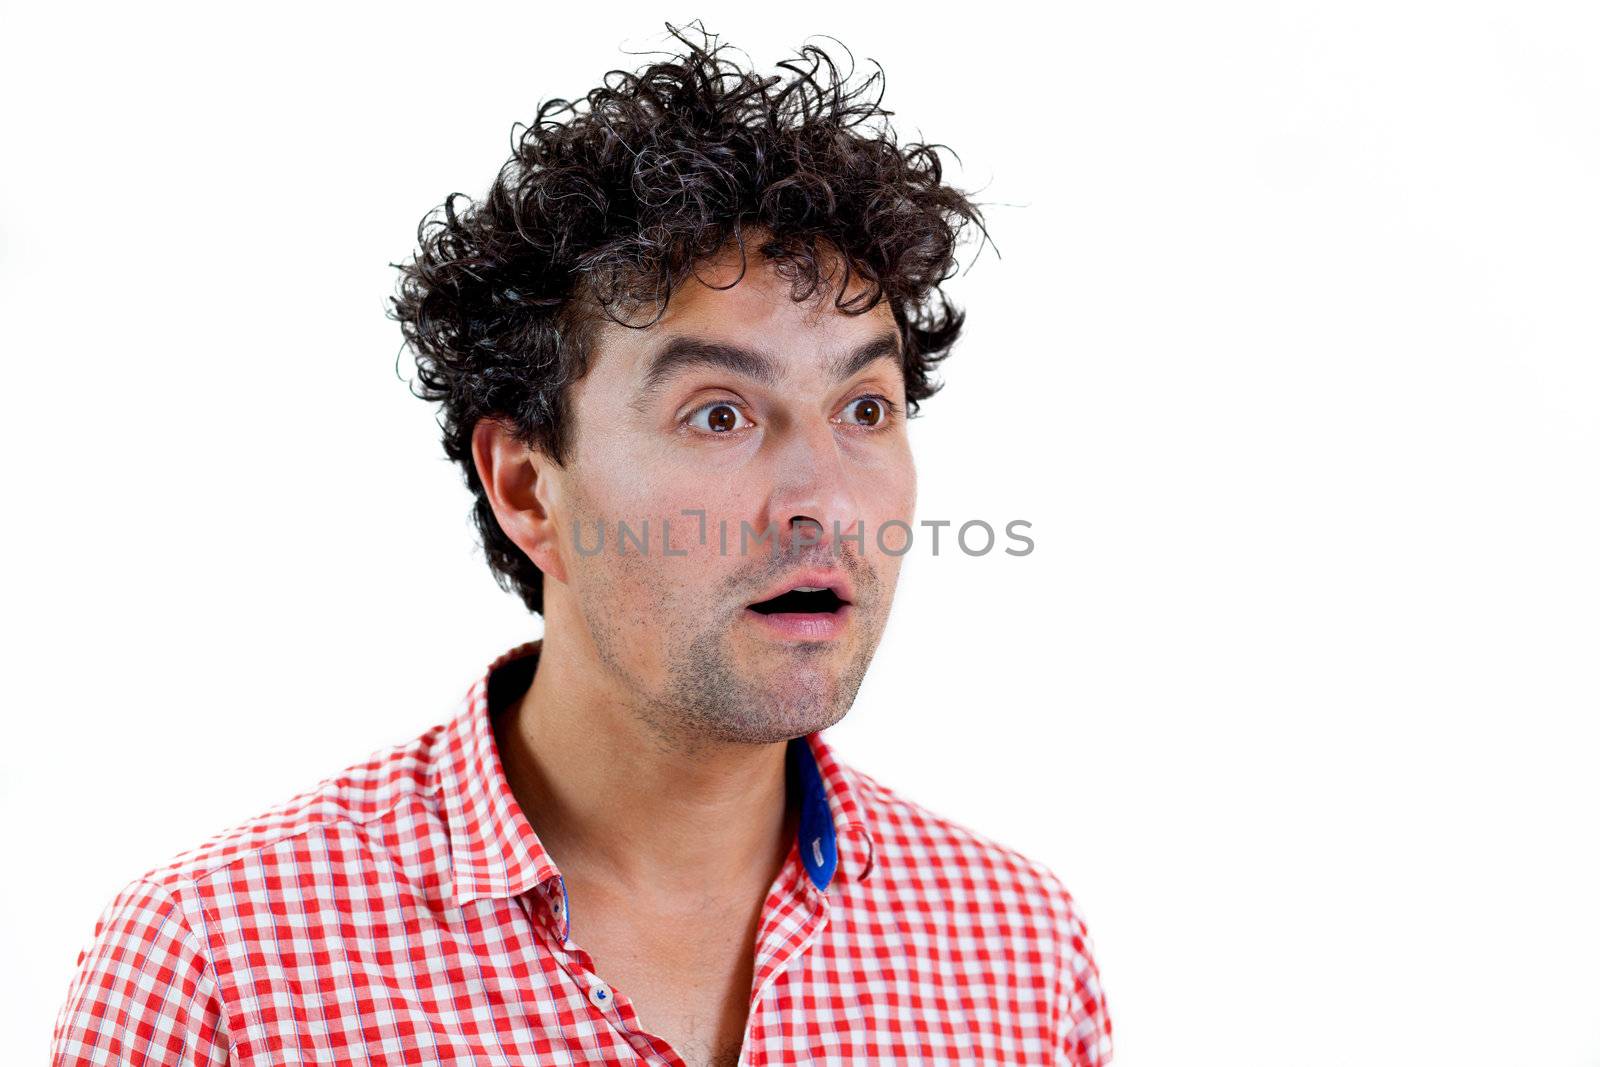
[549,895,564,919]
[588,982,613,1010]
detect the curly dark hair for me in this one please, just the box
[389,21,992,616]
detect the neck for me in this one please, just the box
[494,626,795,910]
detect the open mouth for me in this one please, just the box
[747,586,848,615]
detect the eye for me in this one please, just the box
[685,401,753,434]
[837,395,898,429]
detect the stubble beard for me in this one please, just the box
[583,573,888,759]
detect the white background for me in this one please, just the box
[3,2,1597,1063]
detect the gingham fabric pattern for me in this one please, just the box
[53,640,1112,1065]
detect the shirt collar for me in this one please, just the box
[435,640,562,907]
[795,722,877,889]
[435,640,878,909]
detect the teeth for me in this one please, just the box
[793,586,825,592]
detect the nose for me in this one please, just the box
[763,419,861,559]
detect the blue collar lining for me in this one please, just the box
[786,736,839,892]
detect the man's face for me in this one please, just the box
[542,240,917,749]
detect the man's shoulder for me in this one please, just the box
[133,718,453,896]
[838,757,1113,1062]
[841,758,1089,928]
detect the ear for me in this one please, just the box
[470,418,569,587]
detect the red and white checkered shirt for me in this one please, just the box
[53,640,1112,1065]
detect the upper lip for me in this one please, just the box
[746,567,855,609]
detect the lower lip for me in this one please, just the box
[744,604,852,641]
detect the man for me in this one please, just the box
[52,24,1112,1067]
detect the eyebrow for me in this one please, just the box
[635,331,903,402]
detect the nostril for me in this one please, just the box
[788,517,829,550]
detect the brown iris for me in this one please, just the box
[707,404,738,432]
[854,398,882,426]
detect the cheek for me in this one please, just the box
[607,441,721,517]
[565,428,711,534]
[863,452,917,521]
[565,466,737,608]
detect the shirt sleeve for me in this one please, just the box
[1052,886,1114,1067]
[52,877,231,1066]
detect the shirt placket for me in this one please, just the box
[525,874,676,1066]
[737,843,831,1067]
[526,844,829,1067]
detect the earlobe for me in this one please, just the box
[470,418,568,586]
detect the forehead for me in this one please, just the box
[589,244,901,388]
